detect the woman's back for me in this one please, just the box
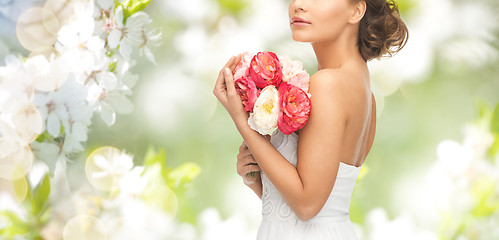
[298,60,376,168]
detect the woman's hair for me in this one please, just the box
[354,0,409,61]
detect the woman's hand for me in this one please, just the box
[213,55,250,125]
[236,135,271,185]
[237,140,262,185]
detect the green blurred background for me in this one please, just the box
[83,0,499,227]
[1,0,498,237]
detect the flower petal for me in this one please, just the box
[119,38,132,60]
[108,29,122,49]
[142,46,157,65]
[100,104,116,126]
[47,112,61,137]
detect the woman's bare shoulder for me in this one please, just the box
[310,67,362,86]
[309,68,361,97]
[306,69,353,120]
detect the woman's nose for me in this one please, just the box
[292,0,306,12]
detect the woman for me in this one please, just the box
[213,0,408,238]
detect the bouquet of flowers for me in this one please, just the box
[233,51,312,136]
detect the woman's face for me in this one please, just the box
[288,0,355,43]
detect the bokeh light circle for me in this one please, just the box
[85,146,129,191]
[0,143,34,180]
[63,214,107,240]
[16,7,59,52]
[0,173,28,203]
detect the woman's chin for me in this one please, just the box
[291,34,312,43]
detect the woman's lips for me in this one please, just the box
[291,16,311,27]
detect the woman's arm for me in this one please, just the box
[233,70,350,221]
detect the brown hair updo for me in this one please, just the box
[354,0,409,61]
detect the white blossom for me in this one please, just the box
[248,85,279,135]
[91,150,133,179]
[56,9,106,75]
[33,77,93,154]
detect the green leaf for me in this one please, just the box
[217,0,249,15]
[489,102,499,157]
[0,211,30,238]
[491,102,499,134]
[140,163,178,215]
[143,146,167,169]
[395,0,417,15]
[476,99,492,120]
[167,163,201,189]
[490,137,499,160]
[59,124,65,136]
[30,174,51,216]
[119,0,151,22]
[471,177,499,217]
[35,131,50,143]
[108,61,118,72]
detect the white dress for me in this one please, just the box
[256,128,361,240]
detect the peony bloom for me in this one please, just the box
[234,52,253,80]
[249,51,283,88]
[279,55,310,93]
[248,85,280,135]
[234,76,260,112]
[278,82,311,135]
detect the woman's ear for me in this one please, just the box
[348,1,366,24]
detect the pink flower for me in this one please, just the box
[235,76,260,112]
[234,52,253,80]
[249,51,283,88]
[277,82,311,135]
[279,55,310,93]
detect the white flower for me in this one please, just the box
[105,199,177,240]
[86,71,134,126]
[248,85,279,135]
[56,12,106,75]
[0,55,42,179]
[91,150,133,179]
[30,141,62,175]
[33,78,93,153]
[0,55,34,105]
[109,6,150,60]
[94,0,119,36]
[139,26,162,65]
[24,54,69,92]
[117,166,148,197]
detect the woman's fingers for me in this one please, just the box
[239,141,248,151]
[219,56,237,80]
[237,150,252,160]
[223,68,236,95]
[230,54,242,72]
[237,154,257,168]
[245,164,261,173]
[224,55,237,69]
[213,56,236,97]
[237,163,261,178]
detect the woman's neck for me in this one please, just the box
[311,30,363,71]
